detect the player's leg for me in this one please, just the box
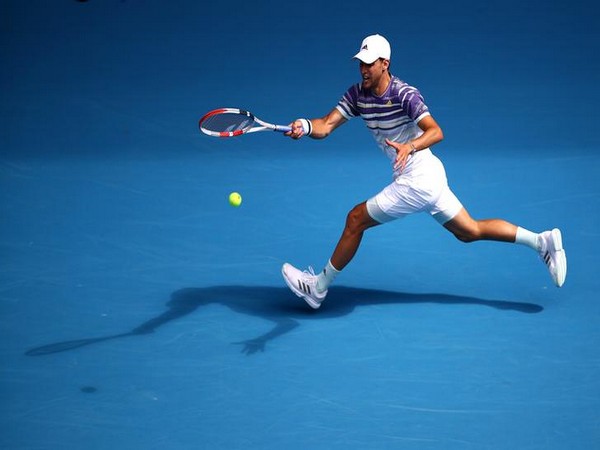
[282,202,380,309]
[282,167,442,308]
[442,207,518,243]
[439,205,566,287]
[330,202,381,270]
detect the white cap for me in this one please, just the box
[353,34,391,64]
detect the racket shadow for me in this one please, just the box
[24,286,543,356]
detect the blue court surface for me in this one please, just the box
[2,1,599,449]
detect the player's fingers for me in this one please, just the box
[385,138,397,149]
[290,120,305,139]
[394,152,407,171]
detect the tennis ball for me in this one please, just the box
[228,192,242,207]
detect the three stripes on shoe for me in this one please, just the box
[297,280,313,295]
[543,250,552,267]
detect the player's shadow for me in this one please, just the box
[25,286,543,356]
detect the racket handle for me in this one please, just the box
[274,125,292,133]
[274,120,310,134]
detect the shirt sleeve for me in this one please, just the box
[335,84,360,120]
[400,88,430,123]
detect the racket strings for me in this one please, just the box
[202,113,254,133]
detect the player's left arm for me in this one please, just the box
[387,115,444,171]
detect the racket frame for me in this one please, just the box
[199,108,291,137]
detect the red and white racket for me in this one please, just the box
[199,108,292,137]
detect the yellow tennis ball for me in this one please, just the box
[228,192,242,207]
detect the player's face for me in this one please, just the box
[359,58,389,91]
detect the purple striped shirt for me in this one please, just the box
[336,76,432,175]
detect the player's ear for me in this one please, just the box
[381,58,390,71]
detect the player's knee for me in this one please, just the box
[345,205,369,234]
[452,225,481,243]
[455,233,475,243]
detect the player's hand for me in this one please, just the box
[285,119,306,140]
[386,139,412,172]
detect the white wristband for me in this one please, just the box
[298,118,312,136]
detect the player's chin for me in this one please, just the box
[361,79,372,89]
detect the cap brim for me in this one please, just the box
[353,50,379,64]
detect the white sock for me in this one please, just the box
[316,260,340,292]
[515,227,541,251]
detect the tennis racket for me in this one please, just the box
[199,108,292,137]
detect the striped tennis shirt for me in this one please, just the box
[336,75,432,177]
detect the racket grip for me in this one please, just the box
[274,120,310,135]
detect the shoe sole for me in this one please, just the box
[281,265,321,309]
[551,228,567,287]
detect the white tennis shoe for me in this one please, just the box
[538,228,567,287]
[281,263,328,309]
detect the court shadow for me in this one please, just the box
[25,286,543,356]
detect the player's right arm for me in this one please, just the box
[288,108,347,140]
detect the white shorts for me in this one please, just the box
[366,152,463,225]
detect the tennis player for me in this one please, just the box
[282,34,567,309]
